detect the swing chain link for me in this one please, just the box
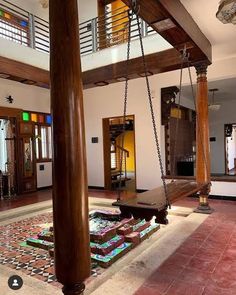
[117,8,133,201]
[135,14,170,209]
[118,3,171,209]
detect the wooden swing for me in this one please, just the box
[112,4,209,224]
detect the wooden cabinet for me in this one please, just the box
[18,122,37,193]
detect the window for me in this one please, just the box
[111,142,117,169]
[0,9,28,46]
[35,125,52,161]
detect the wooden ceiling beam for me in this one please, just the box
[0,56,50,88]
[0,46,203,90]
[122,0,212,63]
[82,47,203,88]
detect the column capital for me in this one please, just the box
[194,61,209,77]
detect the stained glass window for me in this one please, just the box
[31,113,37,122]
[22,112,30,121]
[46,115,52,124]
[0,10,28,46]
[38,114,44,123]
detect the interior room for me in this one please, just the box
[0,0,236,295]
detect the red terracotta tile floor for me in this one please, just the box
[134,199,236,295]
[1,189,236,295]
[0,189,135,212]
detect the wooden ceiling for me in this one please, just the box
[0,0,212,90]
[122,0,212,64]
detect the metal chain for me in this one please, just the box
[117,9,133,202]
[136,13,170,208]
[172,51,211,186]
[171,47,188,180]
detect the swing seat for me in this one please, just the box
[112,180,208,225]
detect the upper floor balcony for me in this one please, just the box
[0,0,172,73]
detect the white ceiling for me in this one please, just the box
[182,77,236,103]
[180,0,236,61]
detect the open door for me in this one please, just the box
[103,115,136,192]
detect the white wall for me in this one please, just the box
[9,0,49,20]
[0,78,50,112]
[36,162,52,188]
[209,99,236,174]
[84,80,164,189]
[84,55,236,197]
[78,0,97,23]
[0,78,51,189]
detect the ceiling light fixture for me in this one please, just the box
[209,88,221,111]
[216,0,236,24]
[138,71,153,77]
[21,79,36,85]
[94,81,109,87]
[0,73,10,79]
[116,76,128,82]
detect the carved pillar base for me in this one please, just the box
[194,195,214,214]
[62,283,85,295]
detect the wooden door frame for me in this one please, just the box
[102,114,137,191]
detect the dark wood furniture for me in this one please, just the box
[113,180,208,224]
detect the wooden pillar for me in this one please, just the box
[194,62,213,214]
[49,1,91,294]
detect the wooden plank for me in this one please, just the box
[122,0,212,63]
[113,180,207,211]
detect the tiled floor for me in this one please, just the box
[1,190,236,295]
[134,199,236,295]
[0,212,60,286]
[0,211,105,288]
[0,190,52,212]
[0,189,135,212]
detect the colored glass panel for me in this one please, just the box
[0,10,3,17]
[20,20,28,27]
[46,115,52,124]
[4,13,11,19]
[22,112,30,121]
[38,114,44,123]
[31,113,37,122]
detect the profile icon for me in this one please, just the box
[12,279,19,287]
[8,275,23,290]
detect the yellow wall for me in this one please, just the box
[117,130,135,172]
[111,0,128,43]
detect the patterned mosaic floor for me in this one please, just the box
[0,212,103,288]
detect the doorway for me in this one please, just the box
[103,115,136,192]
[0,118,17,197]
[225,124,236,175]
